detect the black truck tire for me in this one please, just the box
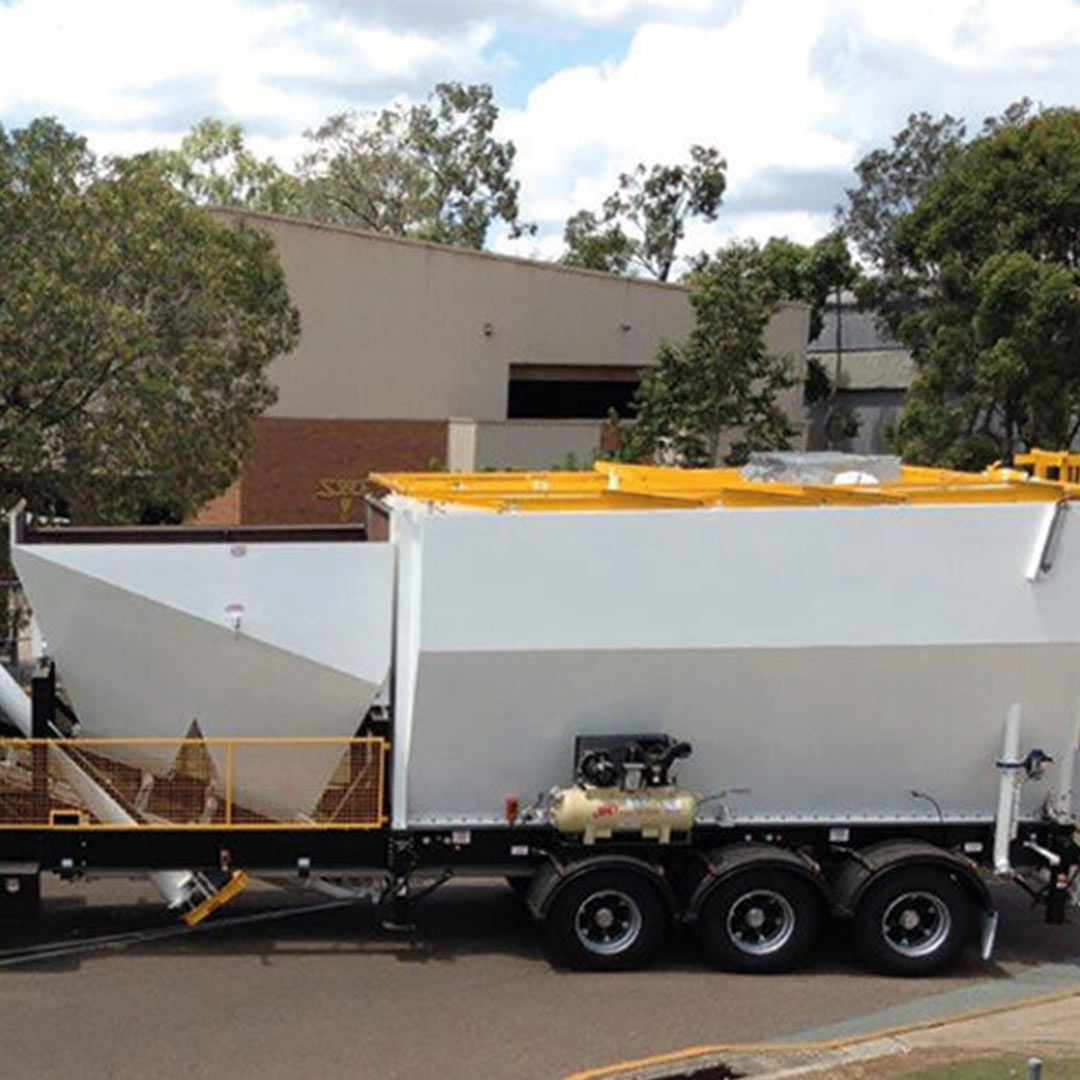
[545,868,667,971]
[853,865,973,976]
[697,867,823,973]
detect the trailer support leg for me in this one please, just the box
[379,834,453,932]
[381,878,414,932]
[380,833,417,931]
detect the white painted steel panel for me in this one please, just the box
[13,540,394,819]
[398,502,1080,827]
[18,542,391,680]
[404,645,1079,824]
[417,503,1080,651]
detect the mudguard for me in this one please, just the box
[525,854,679,921]
[831,839,995,919]
[685,842,828,923]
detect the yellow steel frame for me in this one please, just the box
[1015,449,1080,485]
[372,449,1080,512]
[0,736,389,831]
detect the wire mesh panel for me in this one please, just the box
[0,741,70,827]
[238,740,387,826]
[0,737,387,829]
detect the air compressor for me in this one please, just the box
[549,734,697,844]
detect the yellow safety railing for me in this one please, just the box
[373,450,1080,512]
[1014,449,1080,485]
[0,736,388,830]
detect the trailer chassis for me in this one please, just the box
[1,665,1076,974]
[1,813,1075,969]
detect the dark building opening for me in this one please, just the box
[507,364,641,419]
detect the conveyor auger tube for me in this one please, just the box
[0,661,208,912]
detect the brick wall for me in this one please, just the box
[193,481,243,526]
[237,417,449,525]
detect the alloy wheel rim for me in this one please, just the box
[726,889,797,955]
[574,889,643,955]
[881,891,951,957]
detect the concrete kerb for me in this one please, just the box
[560,983,1080,1080]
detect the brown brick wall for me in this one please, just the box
[238,417,448,525]
[191,481,243,526]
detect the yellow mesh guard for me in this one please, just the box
[0,737,388,830]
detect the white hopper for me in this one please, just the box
[12,533,394,821]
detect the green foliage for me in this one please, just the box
[148,118,302,214]
[0,118,300,524]
[562,209,634,276]
[845,103,1080,466]
[614,241,795,465]
[843,110,969,272]
[155,84,530,251]
[299,82,533,249]
[562,145,726,281]
[760,229,858,340]
[843,103,1029,356]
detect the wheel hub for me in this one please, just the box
[899,908,921,931]
[574,889,643,956]
[881,891,951,957]
[726,889,797,956]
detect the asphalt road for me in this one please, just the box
[0,876,1075,1080]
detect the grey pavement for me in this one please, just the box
[0,876,1075,1080]
[781,960,1080,1045]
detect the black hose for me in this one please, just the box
[0,895,363,969]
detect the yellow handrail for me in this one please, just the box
[372,450,1080,511]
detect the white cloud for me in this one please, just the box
[532,0,716,19]
[0,0,497,156]
[3,0,1080,269]
[496,0,853,260]
[494,0,1080,265]
[855,0,1080,67]
[295,0,727,31]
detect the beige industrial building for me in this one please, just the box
[198,211,811,525]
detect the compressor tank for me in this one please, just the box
[551,786,698,844]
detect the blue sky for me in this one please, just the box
[3,0,1080,269]
[488,25,633,108]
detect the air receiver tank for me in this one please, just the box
[550,735,697,844]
